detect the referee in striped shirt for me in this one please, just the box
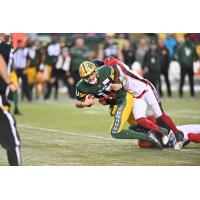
[0,34,22,166]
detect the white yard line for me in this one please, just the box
[18,124,133,143]
[18,124,200,154]
[181,149,200,154]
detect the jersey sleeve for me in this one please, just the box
[76,86,88,101]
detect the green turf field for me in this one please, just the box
[0,93,200,166]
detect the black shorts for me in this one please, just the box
[0,108,20,149]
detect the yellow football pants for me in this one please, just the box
[110,92,137,134]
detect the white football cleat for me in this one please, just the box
[162,135,169,145]
[174,141,184,150]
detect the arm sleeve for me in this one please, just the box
[76,87,87,101]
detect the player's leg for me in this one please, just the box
[134,98,161,132]
[110,93,162,147]
[188,133,200,143]
[133,96,169,146]
[145,83,184,148]
[0,109,21,166]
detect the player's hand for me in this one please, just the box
[9,83,17,92]
[111,83,122,91]
[83,94,95,107]
[104,56,119,66]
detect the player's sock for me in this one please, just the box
[147,115,157,123]
[138,140,153,148]
[158,113,178,133]
[188,133,200,143]
[112,129,153,142]
[137,117,160,132]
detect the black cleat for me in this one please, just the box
[158,127,169,145]
[147,130,163,150]
[14,108,22,115]
[175,130,184,142]
[174,130,184,150]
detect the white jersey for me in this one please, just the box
[168,124,200,147]
[115,61,149,98]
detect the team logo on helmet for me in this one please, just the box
[79,61,97,79]
[79,61,98,84]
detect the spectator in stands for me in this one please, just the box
[187,33,200,43]
[24,39,37,101]
[135,37,148,67]
[60,35,73,49]
[164,34,178,60]
[70,37,89,97]
[87,49,96,61]
[116,33,127,50]
[55,47,74,98]
[143,39,161,91]
[44,34,61,100]
[97,33,124,61]
[35,46,46,99]
[158,37,172,97]
[13,39,31,101]
[122,39,135,68]
[175,34,198,98]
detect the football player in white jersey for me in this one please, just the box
[104,56,184,150]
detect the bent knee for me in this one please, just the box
[111,129,120,138]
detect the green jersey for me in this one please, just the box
[76,65,126,106]
[175,41,197,67]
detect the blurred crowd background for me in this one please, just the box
[1,33,200,114]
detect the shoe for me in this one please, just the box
[175,130,184,142]
[147,130,163,150]
[159,127,169,145]
[174,130,184,150]
[14,108,22,115]
[174,141,183,150]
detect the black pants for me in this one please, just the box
[159,69,172,97]
[51,69,75,99]
[179,65,195,97]
[0,107,21,166]
[44,67,58,100]
[71,70,81,98]
[144,72,160,92]
[57,70,75,99]
[44,81,58,100]
[15,68,32,101]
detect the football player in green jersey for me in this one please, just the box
[75,60,163,148]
